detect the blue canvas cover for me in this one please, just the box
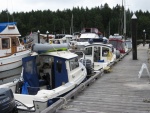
[0,22,16,33]
[22,56,39,88]
[54,57,68,88]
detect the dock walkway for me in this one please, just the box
[56,44,150,113]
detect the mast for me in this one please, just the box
[123,0,126,40]
[71,14,74,35]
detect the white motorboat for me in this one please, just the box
[0,43,87,113]
[0,22,30,72]
[70,28,102,50]
[79,43,116,71]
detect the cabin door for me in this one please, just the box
[94,46,101,62]
[93,46,104,70]
[11,37,17,54]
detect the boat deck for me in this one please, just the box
[43,44,150,113]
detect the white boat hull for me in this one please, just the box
[0,50,30,72]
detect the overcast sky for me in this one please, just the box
[1,0,150,13]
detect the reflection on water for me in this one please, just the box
[0,66,22,85]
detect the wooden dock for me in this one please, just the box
[43,44,150,113]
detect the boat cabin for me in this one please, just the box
[0,22,26,57]
[0,36,25,57]
[21,51,85,95]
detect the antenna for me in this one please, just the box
[6,0,9,23]
[6,8,9,24]
[11,0,15,22]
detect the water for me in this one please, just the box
[0,66,22,85]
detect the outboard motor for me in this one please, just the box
[0,88,17,113]
[80,59,93,75]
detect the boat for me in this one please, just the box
[38,33,74,44]
[76,42,116,71]
[109,34,128,55]
[0,43,87,113]
[0,22,30,72]
[70,28,103,50]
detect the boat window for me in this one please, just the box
[102,47,109,57]
[69,57,79,71]
[84,47,92,55]
[56,60,62,73]
[2,38,10,49]
[79,38,89,42]
[24,60,33,74]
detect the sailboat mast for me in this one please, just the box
[123,0,126,39]
[71,14,74,35]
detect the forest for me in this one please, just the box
[0,3,150,39]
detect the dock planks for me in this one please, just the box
[55,44,150,113]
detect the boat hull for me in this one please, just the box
[0,50,30,72]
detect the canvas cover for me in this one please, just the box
[22,56,39,87]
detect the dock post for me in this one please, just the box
[37,30,40,43]
[46,31,49,43]
[131,14,137,60]
[143,29,146,46]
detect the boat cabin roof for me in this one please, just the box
[109,38,124,42]
[85,43,113,48]
[0,36,10,39]
[80,33,99,39]
[38,51,78,60]
[0,22,21,36]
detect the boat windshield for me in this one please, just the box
[69,57,79,71]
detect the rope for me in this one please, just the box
[59,97,67,105]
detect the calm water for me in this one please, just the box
[0,66,22,85]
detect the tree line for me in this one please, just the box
[0,3,150,39]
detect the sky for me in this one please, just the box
[1,0,150,13]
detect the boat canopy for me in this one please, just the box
[0,22,17,32]
[0,22,21,36]
[22,56,40,94]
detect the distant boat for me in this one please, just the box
[0,43,87,113]
[70,28,103,50]
[109,34,128,54]
[0,22,30,72]
[75,43,116,71]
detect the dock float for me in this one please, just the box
[42,44,150,113]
